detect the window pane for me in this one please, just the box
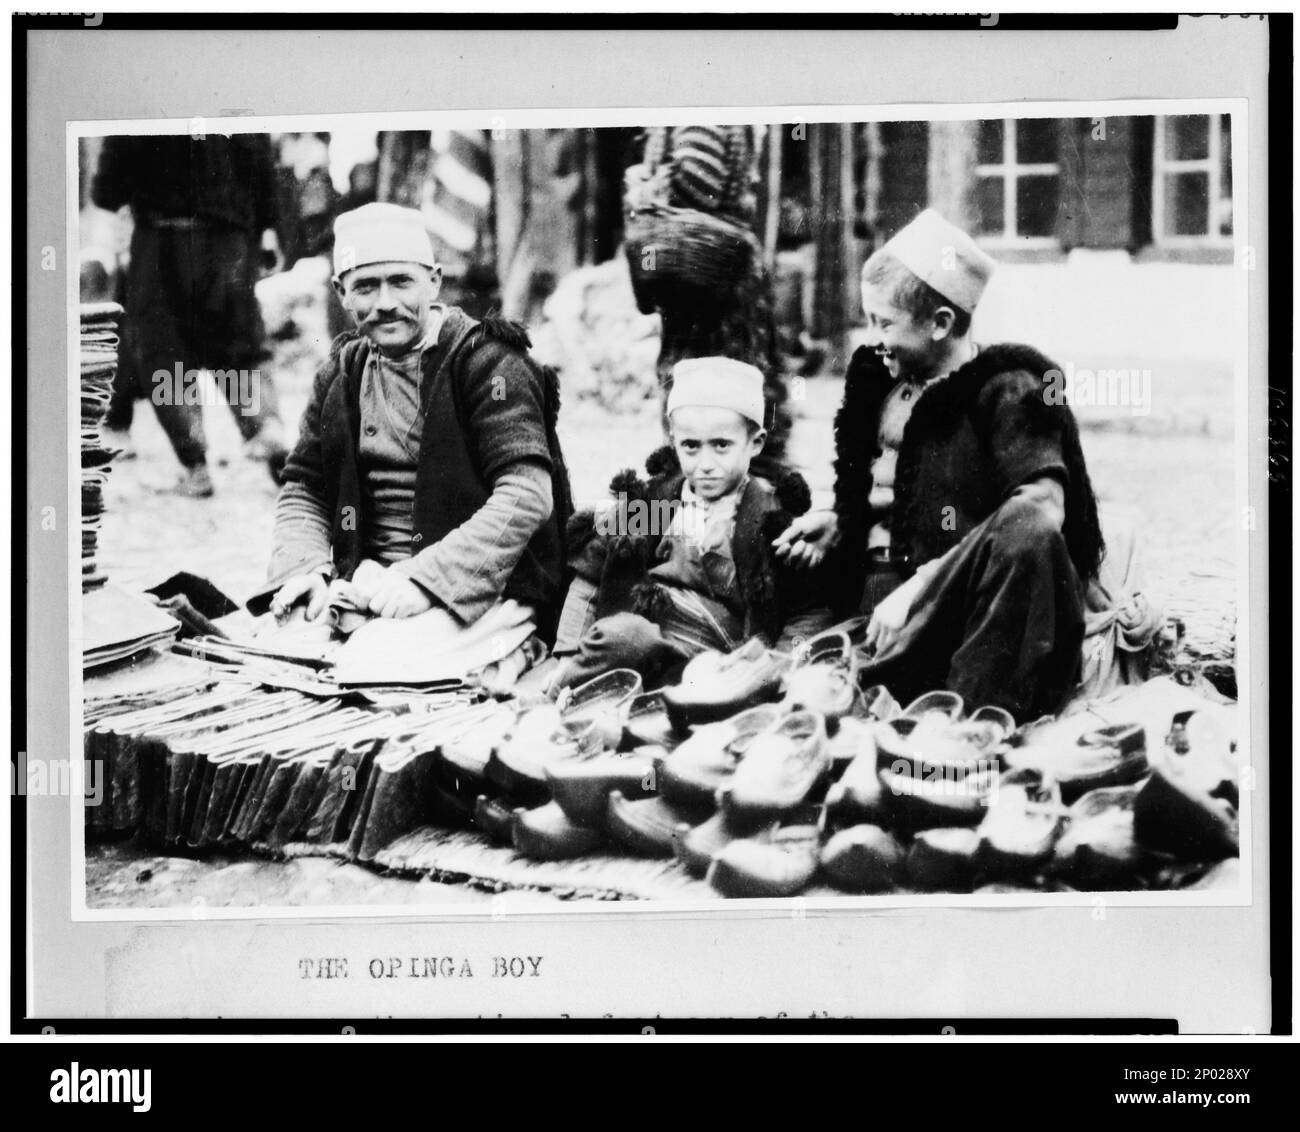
[1163,115,1210,161]
[1217,200,1233,238]
[1016,174,1059,238]
[1220,114,1232,195]
[1164,171,1210,237]
[1219,115,1233,237]
[1016,118,1058,164]
[976,119,1004,165]
[974,175,1004,235]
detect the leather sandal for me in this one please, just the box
[1053,723,1149,803]
[474,794,515,843]
[723,710,831,819]
[706,818,822,898]
[511,800,605,860]
[1051,784,1147,887]
[557,668,643,752]
[661,638,787,733]
[606,790,700,857]
[879,762,998,832]
[783,630,858,727]
[975,769,1068,875]
[901,690,964,723]
[485,704,590,806]
[857,683,901,722]
[658,704,782,810]
[671,810,756,879]
[621,691,678,751]
[548,750,658,829]
[820,823,906,893]
[875,714,1004,783]
[1133,712,1238,861]
[824,723,890,826]
[906,827,981,891]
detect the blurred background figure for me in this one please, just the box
[90,132,288,496]
[622,125,792,470]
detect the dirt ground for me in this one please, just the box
[87,340,1239,910]
[85,839,570,910]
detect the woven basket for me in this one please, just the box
[624,203,760,292]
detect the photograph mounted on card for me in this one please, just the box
[67,94,1251,924]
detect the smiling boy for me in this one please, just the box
[549,357,829,690]
[774,209,1106,721]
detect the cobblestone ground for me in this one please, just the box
[88,347,1240,909]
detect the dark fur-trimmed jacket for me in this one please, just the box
[567,446,827,648]
[827,343,1105,616]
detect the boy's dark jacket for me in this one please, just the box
[828,342,1105,616]
[251,308,574,640]
[566,447,824,648]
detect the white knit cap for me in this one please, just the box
[667,357,766,428]
[333,202,437,279]
[880,208,996,314]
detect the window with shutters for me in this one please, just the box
[1152,114,1233,247]
[972,118,1061,247]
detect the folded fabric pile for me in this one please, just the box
[80,302,123,593]
[331,597,538,689]
[223,598,542,696]
[82,584,182,669]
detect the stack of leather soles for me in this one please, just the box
[84,684,515,863]
[79,302,123,593]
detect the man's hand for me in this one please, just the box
[772,509,840,568]
[865,573,924,656]
[270,573,329,622]
[366,567,435,619]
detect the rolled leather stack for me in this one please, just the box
[79,302,123,592]
[83,683,482,858]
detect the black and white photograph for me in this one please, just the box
[71,100,1249,913]
[15,14,1286,1043]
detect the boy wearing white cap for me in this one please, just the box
[774,209,1105,721]
[250,202,572,641]
[548,356,829,690]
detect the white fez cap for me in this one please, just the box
[333,202,437,279]
[879,208,996,314]
[667,357,766,428]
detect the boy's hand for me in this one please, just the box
[772,509,840,568]
[865,574,924,656]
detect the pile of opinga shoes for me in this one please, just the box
[433,624,1241,897]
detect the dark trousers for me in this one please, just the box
[106,223,279,467]
[857,496,1086,722]
[549,613,692,694]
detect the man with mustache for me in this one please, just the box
[253,203,571,641]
